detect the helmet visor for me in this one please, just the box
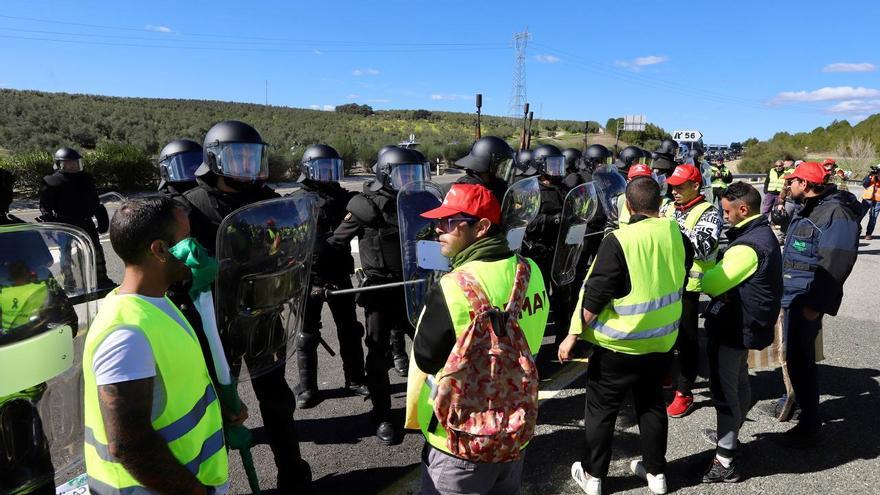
[544,156,566,177]
[389,163,430,190]
[210,142,269,180]
[489,158,515,183]
[305,158,343,182]
[159,151,202,182]
[56,159,82,173]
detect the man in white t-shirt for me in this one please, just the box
[83,196,244,495]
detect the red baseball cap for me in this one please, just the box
[627,163,653,181]
[784,162,827,184]
[822,158,837,166]
[420,183,502,224]
[666,164,703,186]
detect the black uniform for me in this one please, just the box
[327,181,412,424]
[522,177,573,352]
[295,178,366,396]
[158,180,197,199]
[182,179,310,489]
[39,170,112,286]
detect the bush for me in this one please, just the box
[85,143,156,191]
[0,151,54,193]
[738,141,802,173]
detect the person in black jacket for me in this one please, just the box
[39,147,114,288]
[293,144,367,409]
[183,120,313,492]
[157,139,202,199]
[700,182,782,482]
[326,146,430,445]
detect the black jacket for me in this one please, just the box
[301,179,356,284]
[704,216,782,350]
[522,178,568,271]
[39,171,107,232]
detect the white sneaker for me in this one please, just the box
[630,460,667,494]
[571,461,602,495]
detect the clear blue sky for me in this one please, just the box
[1,0,879,143]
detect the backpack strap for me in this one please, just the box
[505,255,532,315]
[452,269,492,313]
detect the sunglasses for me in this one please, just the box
[435,216,478,232]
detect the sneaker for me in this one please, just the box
[630,460,667,494]
[866,235,874,241]
[570,462,601,495]
[758,395,798,422]
[702,458,741,483]
[666,391,695,418]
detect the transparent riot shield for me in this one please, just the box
[551,182,598,286]
[0,223,97,493]
[700,160,715,204]
[214,193,318,382]
[592,164,628,222]
[501,177,540,252]
[398,181,447,327]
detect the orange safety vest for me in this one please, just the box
[863,179,880,202]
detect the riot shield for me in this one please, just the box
[551,182,598,286]
[592,164,628,222]
[0,223,97,493]
[398,181,447,327]
[214,193,317,382]
[501,177,540,252]
[700,159,715,203]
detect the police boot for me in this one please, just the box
[277,458,313,494]
[295,347,322,409]
[390,328,409,377]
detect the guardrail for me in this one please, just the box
[732,173,765,183]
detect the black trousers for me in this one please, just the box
[362,287,412,422]
[784,305,823,429]
[0,399,55,494]
[250,363,304,473]
[582,347,670,477]
[675,292,700,395]
[295,275,365,391]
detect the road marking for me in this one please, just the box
[377,357,590,495]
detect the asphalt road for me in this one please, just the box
[14,177,879,494]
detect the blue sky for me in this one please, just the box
[1,0,879,143]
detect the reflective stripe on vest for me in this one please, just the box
[416,255,548,455]
[767,169,786,193]
[582,218,685,355]
[82,292,227,491]
[682,201,718,292]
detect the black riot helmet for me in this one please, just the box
[53,147,83,172]
[514,149,536,177]
[562,148,583,173]
[617,146,643,171]
[584,144,612,166]
[655,138,679,157]
[158,139,202,183]
[196,120,269,181]
[373,146,430,191]
[454,136,515,181]
[301,143,343,182]
[532,144,565,177]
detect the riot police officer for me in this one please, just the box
[294,144,367,409]
[514,149,537,178]
[0,168,22,225]
[564,144,610,189]
[562,148,583,175]
[327,146,430,444]
[653,138,679,177]
[614,145,644,176]
[39,147,114,288]
[452,135,513,202]
[183,120,312,491]
[157,139,202,198]
[522,144,572,357]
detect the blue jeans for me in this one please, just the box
[861,200,880,236]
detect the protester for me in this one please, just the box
[777,162,859,448]
[762,160,787,215]
[700,182,782,482]
[83,196,233,494]
[411,184,549,494]
[560,177,693,495]
[860,166,880,240]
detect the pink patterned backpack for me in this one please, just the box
[431,256,539,463]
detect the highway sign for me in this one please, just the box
[672,130,703,142]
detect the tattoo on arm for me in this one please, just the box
[98,378,206,495]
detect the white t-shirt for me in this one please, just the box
[92,295,227,495]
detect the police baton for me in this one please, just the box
[324,279,426,297]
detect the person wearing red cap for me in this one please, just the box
[860,164,880,239]
[662,163,722,418]
[608,164,666,229]
[775,162,860,448]
[410,184,549,494]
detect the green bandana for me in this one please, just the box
[450,234,512,269]
[168,237,218,298]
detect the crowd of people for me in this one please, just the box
[0,124,868,495]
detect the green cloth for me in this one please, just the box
[169,237,219,299]
[449,234,512,270]
[702,216,761,298]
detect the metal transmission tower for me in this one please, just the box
[508,29,531,122]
